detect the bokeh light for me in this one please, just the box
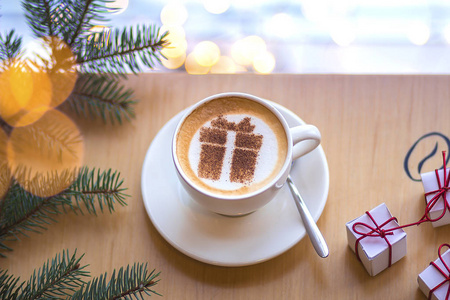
[407,21,430,46]
[0,36,77,127]
[266,13,295,39]
[105,0,129,14]
[443,23,450,44]
[301,0,329,24]
[160,2,188,26]
[185,52,210,74]
[0,59,52,127]
[161,25,186,40]
[193,41,220,67]
[253,51,276,74]
[202,0,230,14]
[7,109,84,198]
[87,25,111,46]
[40,36,78,109]
[210,56,237,73]
[0,129,11,200]
[329,20,355,46]
[162,52,186,69]
[231,36,267,66]
[161,26,188,58]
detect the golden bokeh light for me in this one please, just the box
[0,60,52,127]
[162,52,186,69]
[185,53,210,74]
[0,36,77,127]
[40,36,78,108]
[202,0,230,14]
[210,56,236,73]
[161,28,188,58]
[253,51,276,74]
[193,41,220,67]
[160,3,188,26]
[161,25,186,40]
[0,129,11,200]
[231,35,266,66]
[7,109,84,198]
[234,64,247,73]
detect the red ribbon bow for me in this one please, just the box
[350,152,450,274]
[423,152,450,223]
[352,211,399,267]
[429,244,450,300]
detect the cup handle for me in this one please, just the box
[290,125,321,160]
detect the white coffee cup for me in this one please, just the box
[172,92,321,216]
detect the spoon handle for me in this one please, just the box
[286,176,329,258]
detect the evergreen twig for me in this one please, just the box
[22,0,114,47]
[0,181,73,257]
[18,0,168,123]
[0,251,161,299]
[19,250,89,299]
[77,25,168,75]
[66,74,137,124]
[0,30,22,66]
[66,167,129,215]
[0,167,128,257]
[71,263,161,299]
[22,0,54,38]
[0,269,23,299]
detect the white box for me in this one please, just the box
[346,203,407,276]
[418,247,450,300]
[421,168,450,227]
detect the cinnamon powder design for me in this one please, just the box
[198,115,263,183]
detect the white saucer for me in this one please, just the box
[141,102,329,267]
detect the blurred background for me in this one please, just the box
[2,0,450,74]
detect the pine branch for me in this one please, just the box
[22,0,114,47]
[66,74,137,124]
[22,0,54,38]
[66,0,115,48]
[19,249,89,299]
[0,252,161,299]
[77,25,168,75]
[0,269,24,299]
[66,167,128,215]
[71,263,161,299]
[0,30,23,65]
[0,181,73,257]
[0,167,128,256]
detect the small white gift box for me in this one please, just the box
[346,203,407,276]
[418,244,450,300]
[421,167,450,227]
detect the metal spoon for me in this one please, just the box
[286,175,329,258]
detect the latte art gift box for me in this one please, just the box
[421,166,450,227]
[418,245,450,300]
[346,203,407,276]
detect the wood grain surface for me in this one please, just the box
[2,74,450,299]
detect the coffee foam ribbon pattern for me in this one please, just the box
[188,115,278,191]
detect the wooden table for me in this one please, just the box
[2,74,450,299]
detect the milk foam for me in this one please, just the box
[188,114,279,191]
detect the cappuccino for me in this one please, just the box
[175,97,288,196]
